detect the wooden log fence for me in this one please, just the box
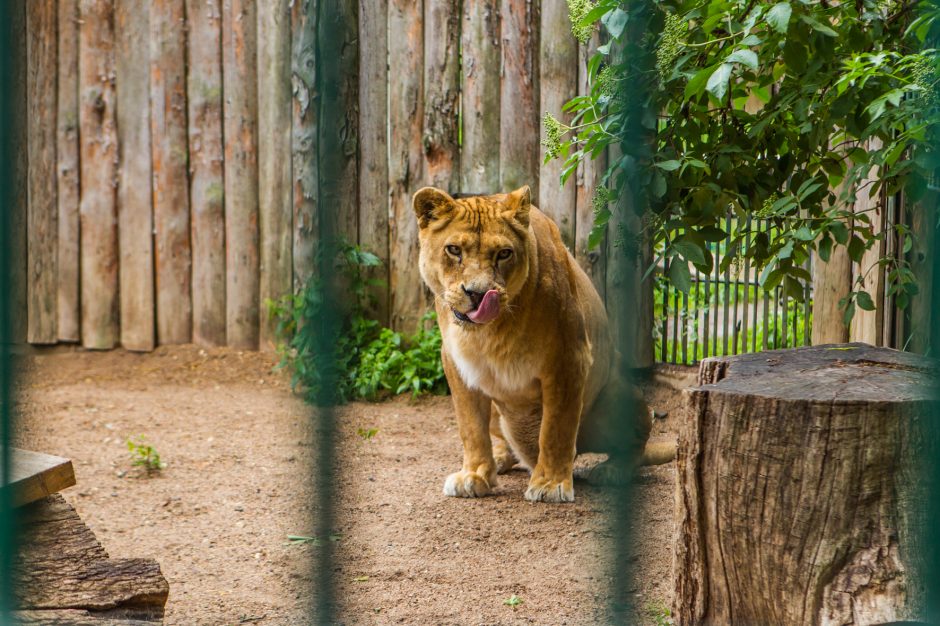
[17,1,913,358]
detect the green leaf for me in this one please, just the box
[799,14,837,37]
[655,159,682,171]
[601,8,629,39]
[843,301,856,326]
[726,49,758,70]
[830,221,849,245]
[669,260,692,293]
[856,290,876,311]
[793,227,815,241]
[672,240,707,266]
[818,235,833,262]
[698,226,727,242]
[705,63,733,101]
[766,2,792,33]
[685,65,719,100]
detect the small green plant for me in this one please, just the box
[126,436,165,474]
[645,599,674,626]
[357,427,378,440]
[503,595,524,608]
[268,243,448,403]
[285,533,342,546]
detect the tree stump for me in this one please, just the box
[674,343,937,625]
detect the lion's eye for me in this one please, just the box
[445,245,462,257]
[497,248,513,261]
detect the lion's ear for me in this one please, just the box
[413,187,456,229]
[505,185,531,227]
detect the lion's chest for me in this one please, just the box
[445,331,540,400]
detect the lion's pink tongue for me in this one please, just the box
[468,290,500,324]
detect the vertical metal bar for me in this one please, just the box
[804,252,811,346]
[671,285,679,364]
[782,289,789,348]
[692,264,700,363]
[741,217,752,353]
[703,248,711,360]
[661,259,669,362]
[681,286,689,365]
[752,220,760,353]
[713,227,722,355]
[762,220,770,351]
[731,218,741,355]
[722,215,732,356]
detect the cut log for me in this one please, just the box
[257,0,293,349]
[116,0,155,352]
[187,0,226,347]
[4,449,76,507]
[460,0,500,193]
[14,494,168,620]
[26,0,59,345]
[675,343,936,625]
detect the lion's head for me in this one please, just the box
[412,186,532,328]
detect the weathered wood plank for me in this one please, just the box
[317,1,359,245]
[291,0,317,292]
[15,495,169,617]
[460,0,500,193]
[26,0,59,344]
[908,191,936,354]
[57,0,81,342]
[187,0,226,346]
[257,0,293,349]
[538,0,577,248]
[150,0,192,345]
[423,0,460,195]
[115,0,154,352]
[358,0,389,324]
[79,0,119,349]
[499,0,540,200]
[388,0,424,331]
[4,449,75,507]
[575,36,607,299]
[222,0,260,349]
[11,0,29,344]
[850,140,885,345]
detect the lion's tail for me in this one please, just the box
[639,438,677,466]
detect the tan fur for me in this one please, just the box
[413,185,675,503]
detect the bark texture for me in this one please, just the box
[291,0,318,291]
[14,495,168,621]
[187,0,226,346]
[675,343,936,625]
[116,0,155,352]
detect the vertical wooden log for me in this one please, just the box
[909,192,936,354]
[291,0,318,291]
[461,0,500,193]
[116,0,155,352]
[11,0,29,344]
[150,0,192,345]
[257,0,293,348]
[57,0,81,342]
[423,0,460,194]
[79,0,119,349]
[538,0,577,248]
[812,236,852,345]
[358,0,389,324]
[388,0,424,331]
[499,0,540,201]
[222,0,260,349]
[187,0,226,346]
[26,0,59,344]
[575,35,607,299]
[317,1,359,243]
[850,142,885,345]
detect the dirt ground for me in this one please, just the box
[15,346,690,625]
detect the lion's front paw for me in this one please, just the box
[493,441,518,475]
[443,470,494,498]
[524,475,574,503]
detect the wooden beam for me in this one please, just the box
[499,0,540,200]
[11,0,29,345]
[358,0,390,325]
[79,0,119,350]
[5,449,75,507]
[423,0,459,194]
[187,0,226,346]
[538,0,577,248]
[26,0,59,344]
[388,0,424,331]
[291,0,318,292]
[460,0,500,193]
[150,0,192,345]
[222,0,260,349]
[849,138,886,345]
[116,0,155,352]
[56,0,81,343]
[258,0,293,349]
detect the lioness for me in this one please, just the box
[414,185,675,503]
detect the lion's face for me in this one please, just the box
[413,186,532,328]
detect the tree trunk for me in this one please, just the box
[675,343,936,625]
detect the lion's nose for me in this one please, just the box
[461,284,486,309]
